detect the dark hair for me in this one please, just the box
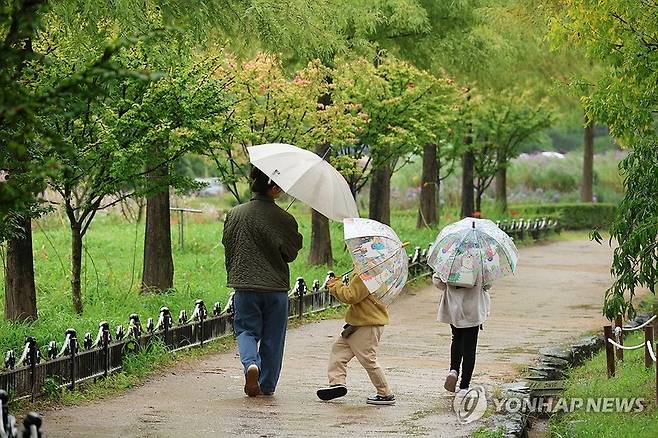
[250,166,276,194]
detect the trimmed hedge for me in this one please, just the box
[508,203,617,230]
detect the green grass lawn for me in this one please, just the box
[0,206,444,353]
[550,331,658,437]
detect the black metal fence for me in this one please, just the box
[496,217,560,241]
[0,219,557,403]
[0,252,432,402]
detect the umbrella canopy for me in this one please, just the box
[248,143,358,221]
[427,217,518,287]
[343,218,409,306]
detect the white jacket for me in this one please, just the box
[432,273,491,328]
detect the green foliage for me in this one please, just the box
[332,53,459,192]
[549,1,658,142]
[507,151,625,205]
[510,203,616,230]
[0,1,140,236]
[41,376,61,400]
[390,150,625,211]
[472,426,505,438]
[203,53,365,202]
[550,332,658,438]
[603,140,658,319]
[550,1,658,319]
[468,89,553,192]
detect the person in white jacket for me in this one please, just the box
[432,272,491,394]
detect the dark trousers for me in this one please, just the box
[450,324,480,389]
[233,291,288,393]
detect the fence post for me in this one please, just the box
[102,323,110,378]
[67,329,77,390]
[27,337,37,402]
[312,280,320,311]
[655,340,658,405]
[615,314,624,361]
[83,332,92,349]
[159,306,172,348]
[604,325,615,378]
[654,303,658,341]
[193,300,207,347]
[295,277,306,318]
[0,389,9,435]
[23,412,43,437]
[323,271,335,307]
[645,326,654,369]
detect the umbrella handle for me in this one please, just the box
[339,267,355,278]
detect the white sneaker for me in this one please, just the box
[244,364,261,397]
[444,370,458,393]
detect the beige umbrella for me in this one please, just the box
[247,143,359,221]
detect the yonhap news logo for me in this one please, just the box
[453,386,645,425]
[453,386,487,424]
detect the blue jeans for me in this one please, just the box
[233,291,289,393]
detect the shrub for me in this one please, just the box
[510,203,617,230]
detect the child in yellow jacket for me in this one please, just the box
[316,272,395,405]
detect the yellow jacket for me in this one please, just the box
[329,273,389,326]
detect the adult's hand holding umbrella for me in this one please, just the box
[247,143,359,221]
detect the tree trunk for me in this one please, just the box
[308,210,333,266]
[461,142,475,218]
[308,143,333,266]
[71,224,83,314]
[436,169,441,221]
[495,159,508,214]
[417,143,438,228]
[4,215,37,321]
[141,168,174,293]
[369,165,392,225]
[581,115,594,202]
[475,187,483,213]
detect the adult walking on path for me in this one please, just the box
[222,166,303,397]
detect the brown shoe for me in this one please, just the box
[444,370,458,393]
[244,364,261,397]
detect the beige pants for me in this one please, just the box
[327,325,391,396]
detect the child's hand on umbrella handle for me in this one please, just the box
[326,277,340,288]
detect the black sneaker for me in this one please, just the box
[366,394,396,405]
[317,384,348,401]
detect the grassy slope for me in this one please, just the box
[550,331,658,437]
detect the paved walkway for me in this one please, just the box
[45,239,612,437]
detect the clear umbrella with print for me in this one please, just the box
[427,217,518,287]
[343,218,409,306]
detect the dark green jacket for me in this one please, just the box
[222,194,303,292]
